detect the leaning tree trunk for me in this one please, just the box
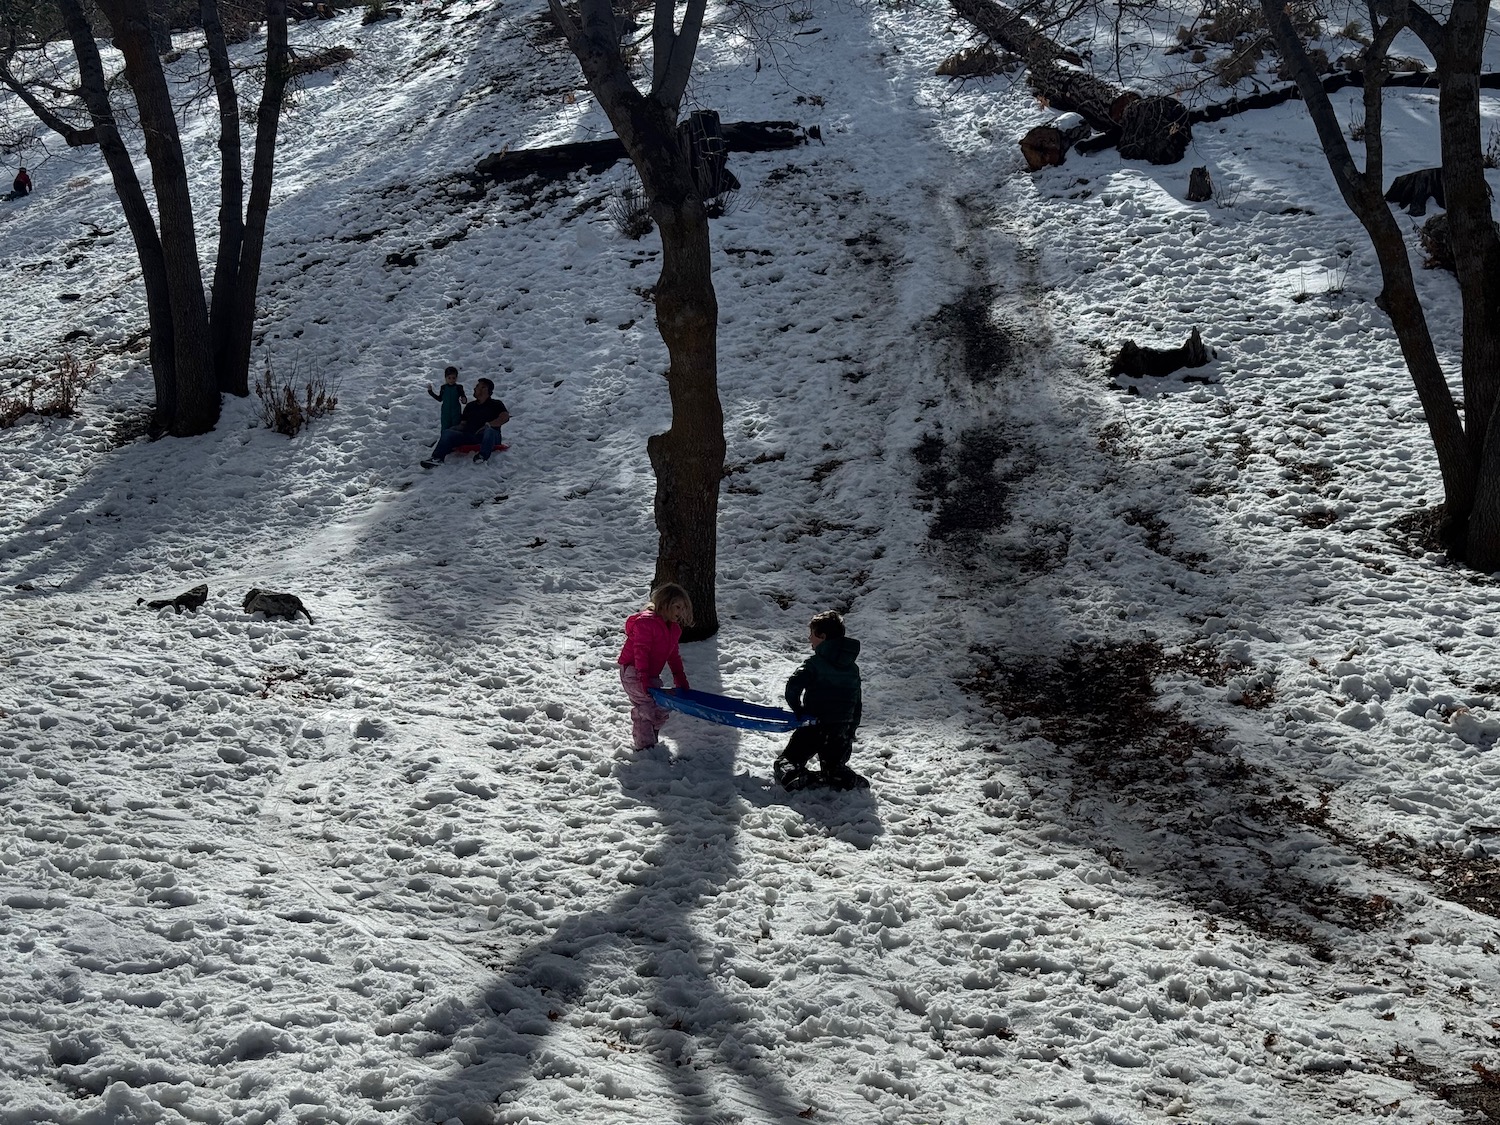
[222,0,290,396]
[59,0,179,428]
[99,0,218,436]
[1262,0,1477,545]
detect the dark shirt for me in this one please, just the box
[785,636,862,731]
[12,172,30,196]
[457,397,506,434]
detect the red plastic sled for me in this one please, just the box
[453,443,509,455]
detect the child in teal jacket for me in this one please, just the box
[427,365,467,436]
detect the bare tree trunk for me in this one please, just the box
[201,0,245,388]
[550,0,725,638]
[646,178,725,640]
[1262,0,1475,540]
[98,0,218,436]
[58,0,179,428]
[1427,0,1500,567]
[149,0,172,53]
[224,0,290,395]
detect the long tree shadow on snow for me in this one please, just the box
[414,659,880,1124]
[971,639,1405,961]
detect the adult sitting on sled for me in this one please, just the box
[8,167,31,199]
[421,377,509,466]
[774,610,866,791]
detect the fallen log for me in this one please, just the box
[1189,69,1500,127]
[951,0,1190,164]
[477,120,807,184]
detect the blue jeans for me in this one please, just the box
[431,424,503,460]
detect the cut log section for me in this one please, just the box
[1020,114,1091,171]
[1109,328,1212,378]
[477,120,807,184]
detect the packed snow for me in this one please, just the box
[2,1,1500,1122]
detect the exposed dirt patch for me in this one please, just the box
[1390,1050,1500,1123]
[915,425,1036,543]
[929,285,1017,383]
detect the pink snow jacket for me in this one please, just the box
[617,609,688,689]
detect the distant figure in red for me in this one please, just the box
[617,584,693,750]
[10,168,31,197]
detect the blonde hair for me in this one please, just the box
[647,582,694,626]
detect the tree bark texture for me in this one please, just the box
[549,0,726,638]
[202,0,245,388]
[1427,0,1500,567]
[98,0,218,436]
[58,0,179,426]
[224,0,289,397]
[1019,117,1090,170]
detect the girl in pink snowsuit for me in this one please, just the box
[618,583,693,750]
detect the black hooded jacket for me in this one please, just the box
[785,636,862,731]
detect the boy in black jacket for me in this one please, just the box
[775,610,868,791]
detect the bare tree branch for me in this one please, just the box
[653,0,705,110]
[0,54,96,145]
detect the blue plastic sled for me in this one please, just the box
[649,687,816,733]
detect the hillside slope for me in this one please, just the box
[2,3,1499,1123]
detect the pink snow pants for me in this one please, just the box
[620,665,671,750]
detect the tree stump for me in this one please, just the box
[1384,167,1445,216]
[1019,114,1091,171]
[1109,327,1211,378]
[1187,165,1214,202]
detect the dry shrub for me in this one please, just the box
[1338,19,1369,44]
[1201,1,1261,44]
[289,45,356,78]
[1418,214,1497,274]
[253,358,339,436]
[608,181,654,240]
[362,0,399,23]
[936,44,1007,78]
[1485,123,1500,170]
[1211,41,1263,86]
[704,187,740,219]
[0,352,97,428]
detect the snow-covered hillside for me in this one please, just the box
[3,2,1500,1122]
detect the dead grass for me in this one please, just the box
[0,352,98,428]
[253,358,339,436]
[936,45,1009,79]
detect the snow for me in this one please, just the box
[3,1,1500,1122]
